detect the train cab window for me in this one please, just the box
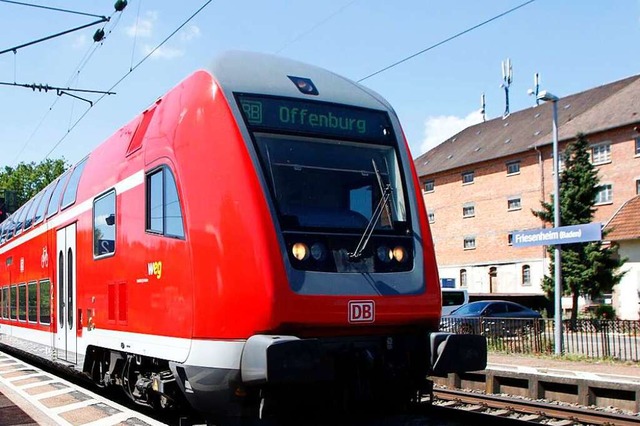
[146,167,185,238]
[35,183,56,225]
[27,281,37,322]
[46,171,71,218]
[39,279,50,325]
[93,190,116,258]
[9,285,16,320]
[18,283,26,321]
[61,158,87,209]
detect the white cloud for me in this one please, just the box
[143,44,184,60]
[419,110,483,155]
[180,25,201,42]
[72,34,88,49]
[125,11,158,38]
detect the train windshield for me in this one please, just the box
[253,133,407,231]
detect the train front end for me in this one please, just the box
[175,52,486,417]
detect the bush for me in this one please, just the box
[594,304,616,320]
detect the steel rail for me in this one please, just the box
[434,388,640,426]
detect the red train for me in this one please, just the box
[0,52,485,420]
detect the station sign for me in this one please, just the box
[512,223,602,248]
[440,278,455,288]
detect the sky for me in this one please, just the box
[1,0,639,168]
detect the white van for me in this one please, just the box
[441,288,469,316]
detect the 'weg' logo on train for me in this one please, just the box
[348,300,375,323]
[147,261,162,279]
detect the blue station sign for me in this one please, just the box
[512,223,602,248]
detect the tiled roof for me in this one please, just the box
[604,195,640,241]
[414,74,640,177]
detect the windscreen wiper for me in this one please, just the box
[349,164,391,259]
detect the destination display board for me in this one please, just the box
[236,94,393,143]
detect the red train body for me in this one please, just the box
[0,52,485,419]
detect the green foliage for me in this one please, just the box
[532,133,627,322]
[0,158,69,207]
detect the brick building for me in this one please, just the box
[414,74,640,318]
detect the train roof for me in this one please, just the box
[210,51,392,113]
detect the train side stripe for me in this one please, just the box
[0,170,145,254]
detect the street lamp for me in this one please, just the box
[537,90,563,355]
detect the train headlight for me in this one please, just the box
[310,243,327,261]
[392,246,408,263]
[292,243,309,261]
[376,246,393,263]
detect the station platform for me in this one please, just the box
[0,351,167,426]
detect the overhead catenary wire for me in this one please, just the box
[0,0,107,19]
[274,0,356,54]
[9,5,126,166]
[42,0,214,161]
[357,0,537,82]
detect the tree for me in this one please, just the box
[533,133,626,324]
[0,158,69,211]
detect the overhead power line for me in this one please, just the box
[0,0,107,19]
[357,0,537,83]
[42,0,214,160]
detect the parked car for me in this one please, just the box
[441,288,469,316]
[442,300,542,337]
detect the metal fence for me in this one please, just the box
[440,317,640,362]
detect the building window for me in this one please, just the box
[522,265,531,286]
[595,184,613,204]
[591,143,611,165]
[508,233,513,245]
[428,210,435,223]
[635,137,640,156]
[508,197,521,211]
[636,179,640,195]
[462,171,474,184]
[424,180,434,192]
[147,167,185,238]
[462,203,475,218]
[93,190,116,257]
[506,161,520,175]
[460,269,467,287]
[463,236,476,250]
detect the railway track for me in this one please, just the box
[433,387,640,426]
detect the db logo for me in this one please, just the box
[348,300,375,323]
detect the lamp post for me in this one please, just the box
[537,90,562,355]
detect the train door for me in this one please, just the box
[55,223,77,364]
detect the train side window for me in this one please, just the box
[0,285,3,318]
[61,158,88,209]
[5,209,21,240]
[93,190,116,258]
[23,191,43,231]
[14,199,34,236]
[9,285,16,320]
[146,167,185,238]
[46,171,71,218]
[35,183,56,225]
[28,281,37,322]
[2,287,7,319]
[18,283,26,321]
[39,279,51,325]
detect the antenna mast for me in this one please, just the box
[480,93,486,122]
[501,58,512,119]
